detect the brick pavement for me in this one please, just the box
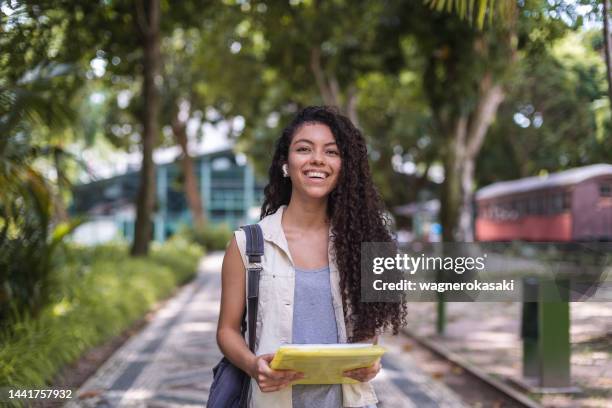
[66,253,468,408]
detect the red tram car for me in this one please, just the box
[475,164,612,242]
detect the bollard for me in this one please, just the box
[538,279,571,388]
[435,246,446,335]
[521,277,540,379]
[436,295,446,335]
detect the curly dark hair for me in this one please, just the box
[261,106,407,342]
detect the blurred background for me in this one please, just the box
[1,0,611,407]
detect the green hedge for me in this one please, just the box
[179,223,233,251]
[0,236,203,403]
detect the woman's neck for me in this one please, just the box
[283,196,329,232]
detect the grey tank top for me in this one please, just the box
[291,266,377,408]
[291,265,342,408]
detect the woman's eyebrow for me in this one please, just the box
[293,139,337,146]
[293,139,313,145]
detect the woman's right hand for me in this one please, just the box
[252,354,304,392]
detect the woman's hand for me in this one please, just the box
[252,354,304,393]
[343,358,381,382]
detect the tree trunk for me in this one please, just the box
[131,0,160,256]
[310,47,338,107]
[172,110,206,229]
[52,146,68,223]
[457,76,505,242]
[507,133,530,178]
[346,85,360,128]
[458,157,476,241]
[440,120,463,242]
[603,0,612,115]
[309,46,360,126]
[439,74,505,243]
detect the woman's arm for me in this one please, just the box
[216,237,256,375]
[216,237,303,391]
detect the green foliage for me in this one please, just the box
[150,234,206,283]
[0,135,84,326]
[357,66,436,207]
[424,0,516,29]
[2,0,609,248]
[179,223,233,252]
[478,29,612,185]
[0,3,97,328]
[0,240,203,396]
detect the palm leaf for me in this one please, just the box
[476,0,487,28]
[424,0,515,29]
[0,63,77,135]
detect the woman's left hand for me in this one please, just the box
[343,358,381,382]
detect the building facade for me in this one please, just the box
[71,148,265,244]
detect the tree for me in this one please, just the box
[0,3,86,322]
[395,1,516,241]
[157,6,252,230]
[478,29,612,185]
[6,0,163,256]
[356,66,439,209]
[131,0,161,255]
[215,0,432,211]
[424,0,516,29]
[395,0,578,241]
[435,0,612,130]
[161,31,207,229]
[247,1,391,124]
[602,0,612,114]
[94,3,255,233]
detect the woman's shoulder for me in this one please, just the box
[232,205,286,266]
[231,229,248,269]
[231,213,270,266]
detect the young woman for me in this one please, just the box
[216,106,407,408]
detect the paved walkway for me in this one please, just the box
[66,253,468,408]
[404,301,612,407]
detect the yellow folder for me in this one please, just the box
[269,344,385,385]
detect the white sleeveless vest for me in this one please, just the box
[234,205,378,408]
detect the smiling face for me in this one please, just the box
[286,123,342,200]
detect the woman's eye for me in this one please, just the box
[327,150,339,156]
[297,146,310,152]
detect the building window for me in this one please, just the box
[528,196,537,215]
[516,199,527,217]
[212,157,232,171]
[601,184,611,198]
[539,195,548,214]
[563,192,572,210]
[104,184,121,199]
[551,193,563,213]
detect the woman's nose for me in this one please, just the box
[311,149,325,165]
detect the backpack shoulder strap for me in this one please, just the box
[239,224,263,352]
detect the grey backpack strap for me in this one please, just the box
[240,224,263,352]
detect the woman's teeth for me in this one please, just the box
[306,171,327,179]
